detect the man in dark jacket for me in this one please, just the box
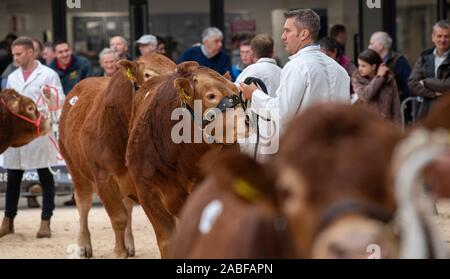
[49,41,93,95]
[409,20,450,119]
[177,27,231,76]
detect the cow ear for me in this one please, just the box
[176,61,199,75]
[174,77,194,104]
[223,71,231,81]
[117,60,138,82]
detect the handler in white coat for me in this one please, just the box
[0,37,64,239]
[235,34,282,161]
[240,9,350,136]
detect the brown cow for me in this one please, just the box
[170,152,296,258]
[170,104,403,259]
[126,61,249,258]
[0,89,52,154]
[58,53,175,258]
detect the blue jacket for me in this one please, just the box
[177,46,231,76]
[50,54,93,95]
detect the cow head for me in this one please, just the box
[117,53,176,88]
[273,104,402,258]
[173,62,249,144]
[0,89,52,146]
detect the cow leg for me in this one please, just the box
[96,178,129,258]
[123,197,135,257]
[137,189,175,258]
[71,174,94,258]
[115,173,138,257]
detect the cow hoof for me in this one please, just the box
[114,251,128,259]
[127,247,135,257]
[80,246,93,258]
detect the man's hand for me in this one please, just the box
[42,85,52,100]
[239,83,258,100]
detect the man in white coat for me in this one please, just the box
[235,34,282,161]
[240,9,350,137]
[0,37,65,239]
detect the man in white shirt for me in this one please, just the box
[0,37,65,239]
[240,9,350,136]
[235,34,282,161]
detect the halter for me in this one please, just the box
[182,94,243,130]
[314,199,394,239]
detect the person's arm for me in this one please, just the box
[250,64,307,124]
[394,56,412,97]
[408,58,437,98]
[422,77,450,94]
[352,75,385,102]
[391,80,402,126]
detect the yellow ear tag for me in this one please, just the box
[127,68,135,81]
[233,178,261,202]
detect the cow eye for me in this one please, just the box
[206,93,216,100]
[144,73,151,79]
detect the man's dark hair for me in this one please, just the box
[53,40,71,49]
[284,9,321,41]
[11,37,35,51]
[251,34,274,59]
[330,25,347,39]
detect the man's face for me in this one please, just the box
[335,32,347,45]
[12,45,34,68]
[42,47,56,65]
[203,35,223,57]
[110,37,128,57]
[157,43,166,54]
[139,43,156,56]
[100,53,118,77]
[281,18,304,55]
[368,36,384,56]
[240,45,254,66]
[432,27,450,54]
[32,41,42,60]
[55,43,72,66]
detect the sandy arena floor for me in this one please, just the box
[0,200,450,259]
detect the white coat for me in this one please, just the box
[250,45,350,136]
[235,58,282,161]
[3,61,65,170]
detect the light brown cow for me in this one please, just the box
[170,152,296,258]
[170,104,403,259]
[58,53,175,258]
[0,89,52,154]
[126,61,249,258]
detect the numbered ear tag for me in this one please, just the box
[69,96,78,106]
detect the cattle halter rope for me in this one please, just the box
[37,86,64,175]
